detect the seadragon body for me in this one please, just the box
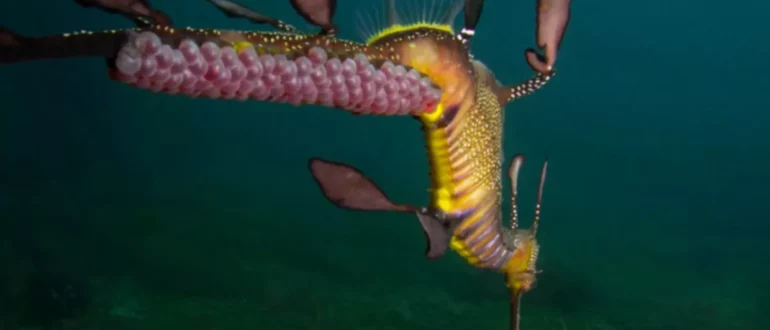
[308,10,553,328]
[0,0,572,329]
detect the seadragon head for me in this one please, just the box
[503,154,549,330]
[504,154,548,292]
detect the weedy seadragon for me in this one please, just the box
[0,0,571,329]
[303,1,571,330]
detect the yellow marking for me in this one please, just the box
[366,22,454,45]
[420,112,455,212]
[386,24,479,268]
[450,236,479,265]
[233,41,254,53]
[503,239,538,290]
[507,242,534,273]
[420,100,445,122]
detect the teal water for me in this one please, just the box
[1,1,769,329]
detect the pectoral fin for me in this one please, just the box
[308,157,411,212]
[416,211,451,259]
[308,157,453,260]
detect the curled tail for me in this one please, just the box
[0,27,126,64]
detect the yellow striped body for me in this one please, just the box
[370,24,527,273]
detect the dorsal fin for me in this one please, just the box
[386,0,400,25]
[361,0,461,45]
[442,0,464,25]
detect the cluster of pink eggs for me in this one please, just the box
[113,31,443,115]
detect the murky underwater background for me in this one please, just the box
[1,1,769,329]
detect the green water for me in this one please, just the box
[1,1,768,329]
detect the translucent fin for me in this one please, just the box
[308,157,451,260]
[416,211,451,259]
[356,0,467,44]
[442,0,464,25]
[386,0,400,25]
